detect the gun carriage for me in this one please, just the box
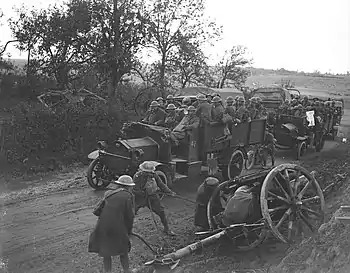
[141,163,325,272]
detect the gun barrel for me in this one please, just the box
[163,230,226,261]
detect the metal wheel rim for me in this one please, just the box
[260,163,325,244]
[228,150,244,180]
[298,141,307,158]
[91,161,110,188]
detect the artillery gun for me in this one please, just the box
[134,163,325,273]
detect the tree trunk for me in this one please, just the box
[159,54,166,96]
[109,0,122,99]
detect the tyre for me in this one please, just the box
[245,149,256,170]
[87,159,111,190]
[227,149,245,180]
[296,141,307,160]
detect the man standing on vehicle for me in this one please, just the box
[142,101,166,126]
[235,96,250,123]
[195,94,212,126]
[211,96,225,122]
[170,106,200,146]
[164,104,179,129]
[165,94,181,108]
[224,96,236,117]
[133,161,176,236]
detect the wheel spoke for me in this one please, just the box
[268,205,288,213]
[302,196,320,203]
[276,208,292,229]
[268,191,290,204]
[301,206,322,218]
[287,220,294,241]
[278,171,294,197]
[297,181,311,199]
[299,212,315,232]
[273,177,290,199]
[292,169,301,196]
[283,169,290,182]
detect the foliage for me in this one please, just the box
[168,40,209,88]
[2,101,128,165]
[142,0,222,94]
[9,0,147,95]
[212,45,251,89]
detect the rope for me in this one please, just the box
[147,197,174,251]
[131,232,158,255]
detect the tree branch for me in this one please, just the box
[0,40,19,56]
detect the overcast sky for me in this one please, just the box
[1,0,349,73]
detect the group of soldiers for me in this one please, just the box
[142,93,268,146]
[277,95,343,123]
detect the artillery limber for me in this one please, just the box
[86,119,267,189]
[136,163,325,273]
[273,114,325,159]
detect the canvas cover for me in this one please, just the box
[222,187,254,226]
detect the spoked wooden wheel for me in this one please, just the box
[260,164,325,244]
[227,149,245,179]
[207,181,268,251]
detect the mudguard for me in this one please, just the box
[88,150,99,159]
[296,136,308,141]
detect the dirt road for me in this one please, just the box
[1,96,348,273]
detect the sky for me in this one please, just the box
[0,0,349,74]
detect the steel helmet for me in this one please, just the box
[139,161,156,172]
[238,96,245,102]
[182,96,191,104]
[166,94,174,100]
[197,94,206,101]
[156,97,164,102]
[150,101,159,107]
[166,103,176,110]
[204,177,219,186]
[226,96,234,103]
[212,96,221,103]
[187,105,196,112]
[114,175,135,186]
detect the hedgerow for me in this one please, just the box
[2,100,134,166]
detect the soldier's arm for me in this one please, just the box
[187,117,200,129]
[154,173,172,193]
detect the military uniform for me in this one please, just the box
[142,102,166,125]
[196,95,212,126]
[170,108,200,146]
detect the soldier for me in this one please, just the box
[294,104,304,117]
[255,97,267,119]
[170,106,200,146]
[302,96,310,107]
[206,94,213,103]
[225,96,236,117]
[262,127,276,167]
[247,97,258,120]
[196,94,212,126]
[156,97,166,109]
[211,96,225,123]
[235,96,250,123]
[142,101,166,126]
[165,94,181,108]
[176,96,192,122]
[164,104,178,130]
[133,161,176,236]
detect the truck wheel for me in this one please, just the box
[87,159,111,190]
[296,141,307,160]
[227,149,245,180]
[245,149,256,170]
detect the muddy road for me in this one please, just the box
[0,139,341,273]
